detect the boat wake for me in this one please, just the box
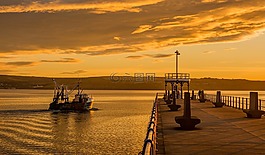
[90,107,99,111]
[0,109,50,114]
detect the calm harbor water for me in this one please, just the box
[0,90,160,154]
[1,90,265,154]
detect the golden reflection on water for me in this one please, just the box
[0,90,157,154]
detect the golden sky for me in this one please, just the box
[0,0,265,80]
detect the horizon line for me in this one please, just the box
[0,74,263,81]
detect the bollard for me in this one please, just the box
[165,90,172,104]
[212,91,225,108]
[243,92,265,118]
[172,90,176,105]
[175,92,201,130]
[184,93,191,118]
[191,90,196,100]
[168,91,181,111]
[198,90,206,103]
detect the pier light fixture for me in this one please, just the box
[175,50,180,77]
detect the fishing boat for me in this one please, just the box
[49,79,93,112]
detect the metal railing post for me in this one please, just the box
[246,98,248,109]
[235,97,237,109]
[233,96,235,108]
[140,93,159,155]
[238,97,241,109]
[259,99,262,110]
[229,96,232,107]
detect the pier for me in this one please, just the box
[140,92,265,154]
[140,50,265,154]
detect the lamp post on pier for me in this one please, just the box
[175,50,180,77]
[175,50,180,98]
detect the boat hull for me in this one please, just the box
[49,101,93,112]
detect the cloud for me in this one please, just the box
[201,0,228,3]
[126,55,143,59]
[5,61,37,66]
[0,0,164,14]
[0,56,13,59]
[131,0,265,46]
[113,37,121,41]
[0,58,78,73]
[126,53,174,59]
[132,25,153,34]
[0,0,264,57]
[41,58,79,63]
[62,45,142,56]
[145,54,174,58]
[61,70,87,75]
[0,69,14,74]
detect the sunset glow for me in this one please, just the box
[0,0,265,79]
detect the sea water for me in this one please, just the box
[0,89,160,154]
[1,89,265,154]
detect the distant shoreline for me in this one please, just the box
[1,88,264,91]
[1,75,265,91]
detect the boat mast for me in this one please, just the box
[52,79,57,99]
[61,85,64,101]
[77,79,81,95]
[65,85,69,101]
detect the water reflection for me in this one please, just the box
[50,112,93,154]
[0,90,156,154]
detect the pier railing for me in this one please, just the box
[165,73,190,82]
[205,94,265,110]
[139,93,163,155]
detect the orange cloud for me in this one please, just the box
[113,37,121,41]
[0,0,164,14]
[5,61,38,67]
[132,0,265,47]
[201,0,228,3]
[126,55,143,59]
[41,58,79,63]
[0,0,264,57]
[145,54,174,58]
[126,53,174,59]
[131,25,153,34]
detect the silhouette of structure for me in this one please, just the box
[198,90,206,103]
[164,50,190,111]
[175,92,201,130]
[212,91,225,107]
[243,92,265,118]
[191,90,196,100]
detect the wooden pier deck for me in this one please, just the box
[157,98,265,155]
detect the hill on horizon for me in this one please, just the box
[1,75,265,90]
